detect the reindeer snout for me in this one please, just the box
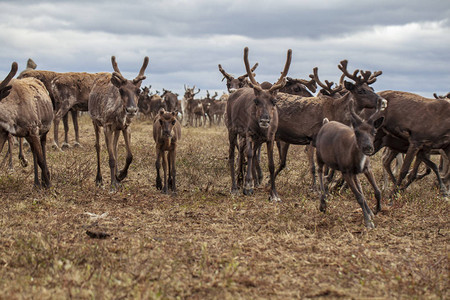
[259,117,270,129]
[126,106,138,116]
[362,145,374,155]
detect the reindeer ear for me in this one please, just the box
[171,111,177,116]
[111,72,125,88]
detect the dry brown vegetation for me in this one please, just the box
[0,115,448,299]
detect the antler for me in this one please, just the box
[111,56,121,74]
[133,56,149,84]
[286,77,317,93]
[0,62,18,91]
[269,49,292,92]
[367,70,382,85]
[310,67,342,95]
[218,64,233,81]
[338,60,362,84]
[244,47,263,92]
[26,58,37,70]
[237,62,259,81]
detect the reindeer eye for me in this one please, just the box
[254,98,260,105]
[172,120,176,125]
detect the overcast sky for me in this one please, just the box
[0,0,449,98]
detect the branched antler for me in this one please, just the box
[310,67,342,95]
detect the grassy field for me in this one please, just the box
[0,115,448,299]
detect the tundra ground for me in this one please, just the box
[0,115,448,299]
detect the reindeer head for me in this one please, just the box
[0,62,18,101]
[110,56,149,117]
[349,100,384,155]
[218,63,258,93]
[158,109,178,139]
[338,60,386,111]
[281,77,317,96]
[183,85,200,101]
[244,47,292,129]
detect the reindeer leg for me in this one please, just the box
[317,160,328,212]
[71,110,82,148]
[237,136,245,189]
[255,144,263,185]
[18,138,28,167]
[416,151,448,197]
[228,132,238,194]
[363,163,382,214]
[103,127,118,192]
[61,112,71,150]
[39,132,51,188]
[26,134,49,188]
[0,132,9,169]
[93,123,103,186]
[169,148,177,193]
[382,148,399,190]
[162,151,168,194]
[243,137,254,196]
[155,147,162,190]
[117,127,133,182]
[306,143,317,191]
[274,141,290,181]
[344,173,375,229]
[389,143,419,203]
[267,140,280,202]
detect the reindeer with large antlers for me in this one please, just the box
[183,85,201,126]
[273,60,385,190]
[89,56,149,191]
[227,47,292,201]
[0,62,53,188]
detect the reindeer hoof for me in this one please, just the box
[61,143,70,150]
[269,194,281,202]
[51,143,62,151]
[231,187,239,195]
[73,142,82,148]
[319,201,327,213]
[365,220,375,229]
[243,188,253,195]
[156,180,162,190]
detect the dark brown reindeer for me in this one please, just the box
[316,101,385,228]
[372,90,450,200]
[89,56,149,191]
[0,62,53,188]
[153,109,181,194]
[227,47,292,201]
[161,88,179,112]
[273,61,385,190]
[218,63,258,93]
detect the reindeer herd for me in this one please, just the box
[0,48,449,228]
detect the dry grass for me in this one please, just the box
[0,115,448,299]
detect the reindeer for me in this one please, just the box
[316,101,385,228]
[161,88,179,113]
[50,71,109,149]
[373,91,450,200]
[0,62,53,188]
[227,47,292,201]
[89,56,149,191]
[183,85,201,126]
[273,61,385,190]
[153,109,181,194]
[218,63,258,93]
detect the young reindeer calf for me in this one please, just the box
[315,101,384,228]
[153,109,181,194]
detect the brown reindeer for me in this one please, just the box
[161,88,179,112]
[218,63,258,93]
[316,101,385,228]
[273,62,385,190]
[227,47,292,201]
[183,85,201,126]
[89,56,149,191]
[153,109,181,194]
[0,62,54,188]
[373,91,450,200]
[51,71,108,149]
